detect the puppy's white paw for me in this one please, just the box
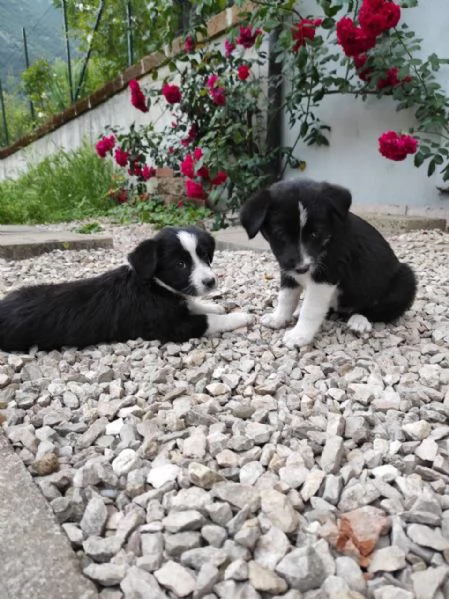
[282,327,314,349]
[347,314,372,334]
[230,312,254,329]
[292,304,301,319]
[199,301,226,315]
[261,311,289,330]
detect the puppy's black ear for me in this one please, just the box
[322,183,352,221]
[240,189,271,239]
[128,240,157,279]
[196,230,215,263]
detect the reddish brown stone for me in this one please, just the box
[336,506,390,562]
[73,97,90,116]
[141,53,165,74]
[122,63,143,85]
[207,12,227,38]
[156,167,175,178]
[88,86,110,109]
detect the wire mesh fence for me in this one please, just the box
[0,0,235,149]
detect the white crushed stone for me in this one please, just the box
[1,225,449,598]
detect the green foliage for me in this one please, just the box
[76,222,104,233]
[0,143,117,224]
[108,197,212,229]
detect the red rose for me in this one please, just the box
[128,163,142,177]
[378,130,418,161]
[211,171,228,186]
[359,0,401,36]
[224,39,235,58]
[95,135,115,158]
[291,18,323,52]
[197,166,210,180]
[180,154,195,178]
[376,67,400,89]
[193,148,203,161]
[117,188,128,204]
[162,83,182,104]
[129,80,148,113]
[184,35,195,53]
[207,74,219,89]
[114,148,129,167]
[236,25,262,49]
[185,179,206,200]
[237,64,251,81]
[142,165,156,180]
[353,54,372,81]
[336,17,377,57]
[210,87,226,105]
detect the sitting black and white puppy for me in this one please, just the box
[0,226,252,352]
[240,178,417,348]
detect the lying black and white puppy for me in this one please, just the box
[0,226,252,351]
[240,177,417,348]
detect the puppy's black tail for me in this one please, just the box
[364,262,417,323]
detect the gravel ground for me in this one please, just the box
[1,225,449,599]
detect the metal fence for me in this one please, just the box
[0,0,234,149]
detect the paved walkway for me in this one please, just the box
[0,212,447,598]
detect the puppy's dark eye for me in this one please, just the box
[178,260,187,269]
[310,232,319,241]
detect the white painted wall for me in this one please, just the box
[283,0,449,216]
[1,1,448,217]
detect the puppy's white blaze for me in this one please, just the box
[261,286,302,329]
[299,202,308,229]
[286,281,337,346]
[177,231,216,295]
[299,243,313,269]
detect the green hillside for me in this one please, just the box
[0,0,67,88]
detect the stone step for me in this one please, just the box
[0,228,113,260]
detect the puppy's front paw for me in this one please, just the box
[200,301,226,315]
[261,311,289,330]
[230,312,254,329]
[347,314,372,334]
[282,327,314,349]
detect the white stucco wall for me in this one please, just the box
[1,1,448,217]
[283,0,449,216]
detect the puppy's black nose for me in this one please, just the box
[295,265,310,274]
[202,277,216,290]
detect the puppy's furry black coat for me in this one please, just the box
[240,178,417,347]
[0,226,250,352]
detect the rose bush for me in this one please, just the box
[96,0,449,227]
